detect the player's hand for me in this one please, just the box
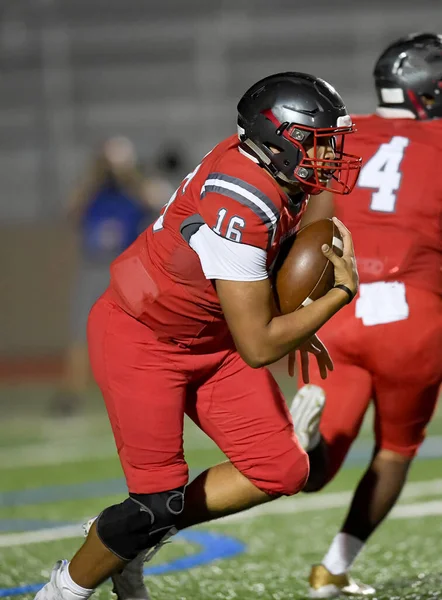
[322,217,359,297]
[288,334,333,383]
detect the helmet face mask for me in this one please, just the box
[237,72,362,196]
[270,119,361,195]
[374,33,442,120]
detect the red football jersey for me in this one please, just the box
[108,135,306,350]
[334,113,442,295]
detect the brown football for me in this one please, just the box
[274,219,343,314]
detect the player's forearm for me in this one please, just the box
[245,288,348,368]
[299,189,334,228]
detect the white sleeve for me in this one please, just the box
[189,224,268,281]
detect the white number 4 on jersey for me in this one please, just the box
[358,136,409,213]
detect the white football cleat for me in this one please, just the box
[34,560,68,600]
[309,564,376,598]
[290,384,326,451]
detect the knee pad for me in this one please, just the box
[96,487,184,560]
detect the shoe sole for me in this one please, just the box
[309,584,342,598]
[290,385,326,451]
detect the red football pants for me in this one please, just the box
[87,296,309,495]
[304,285,441,482]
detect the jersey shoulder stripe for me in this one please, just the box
[201,172,280,229]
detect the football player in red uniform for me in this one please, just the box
[35,72,361,600]
[290,34,442,598]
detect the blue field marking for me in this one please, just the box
[0,530,246,597]
[142,530,245,575]
[0,478,126,508]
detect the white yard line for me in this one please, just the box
[392,500,442,519]
[1,479,442,548]
[214,478,442,524]
[214,499,442,525]
[0,524,83,548]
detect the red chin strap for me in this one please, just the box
[407,89,428,120]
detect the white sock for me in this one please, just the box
[322,532,365,575]
[59,563,94,600]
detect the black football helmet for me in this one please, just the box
[374,33,442,120]
[237,72,361,195]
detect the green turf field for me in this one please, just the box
[0,375,441,600]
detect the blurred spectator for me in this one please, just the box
[51,136,154,416]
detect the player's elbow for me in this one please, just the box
[244,355,266,369]
[238,346,272,369]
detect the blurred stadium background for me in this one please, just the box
[2,0,442,362]
[0,2,441,599]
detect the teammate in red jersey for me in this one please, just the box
[35,72,361,600]
[289,34,442,598]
